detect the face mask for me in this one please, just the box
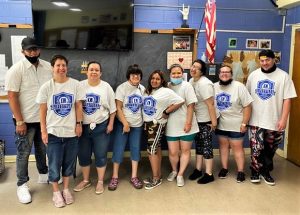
[170,77,183,85]
[219,79,233,86]
[25,54,40,64]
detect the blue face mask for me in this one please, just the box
[170,77,183,85]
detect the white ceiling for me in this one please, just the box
[32,0,132,10]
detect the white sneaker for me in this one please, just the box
[17,183,32,204]
[176,176,185,187]
[38,173,49,184]
[167,171,177,182]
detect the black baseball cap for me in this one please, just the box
[259,50,275,59]
[21,37,39,50]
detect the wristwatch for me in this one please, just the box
[76,121,83,125]
[163,109,169,115]
[16,121,25,126]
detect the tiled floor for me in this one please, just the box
[0,155,299,215]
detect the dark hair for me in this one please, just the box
[169,64,184,73]
[126,64,143,80]
[259,49,275,59]
[146,70,167,95]
[192,59,207,75]
[219,64,233,74]
[87,61,102,72]
[50,54,68,66]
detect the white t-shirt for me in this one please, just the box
[36,78,85,137]
[246,67,297,131]
[166,81,199,136]
[80,80,116,124]
[214,80,253,132]
[142,87,184,123]
[5,58,52,122]
[189,76,218,122]
[115,81,145,127]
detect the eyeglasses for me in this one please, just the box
[219,71,231,74]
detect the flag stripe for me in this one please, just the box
[205,0,216,63]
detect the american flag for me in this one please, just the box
[205,0,216,63]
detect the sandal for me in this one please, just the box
[131,177,143,189]
[95,181,104,194]
[108,178,119,191]
[73,180,91,192]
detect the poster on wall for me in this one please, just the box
[172,36,191,50]
[0,54,8,103]
[223,50,260,84]
[167,52,193,69]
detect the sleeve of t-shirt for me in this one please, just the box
[245,75,252,93]
[76,81,86,101]
[239,84,254,107]
[36,83,48,104]
[115,84,125,102]
[107,85,117,114]
[5,66,22,92]
[184,82,198,106]
[200,82,214,100]
[283,74,297,99]
[167,88,184,105]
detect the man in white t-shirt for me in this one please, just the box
[5,37,52,204]
[246,50,297,186]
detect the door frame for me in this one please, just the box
[284,24,300,158]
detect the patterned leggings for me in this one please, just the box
[194,123,213,159]
[249,126,283,172]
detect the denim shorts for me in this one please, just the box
[78,120,110,167]
[111,119,143,163]
[47,134,79,182]
[215,129,245,140]
[166,133,196,142]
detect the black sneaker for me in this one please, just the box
[144,178,162,190]
[188,169,203,180]
[250,169,260,183]
[197,173,214,184]
[218,168,229,179]
[260,172,275,186]
[236,172,245,183]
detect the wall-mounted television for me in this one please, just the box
[32,0,133,51]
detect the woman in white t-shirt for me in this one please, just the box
[108,65,145,191]
[214,65,253,183]
[36,55,85,208]
[73,61,116,194]
[165,64,199,187]
[143,70,184,190]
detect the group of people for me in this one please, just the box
[5,37,297,208]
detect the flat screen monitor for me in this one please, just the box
[32,0,133,51]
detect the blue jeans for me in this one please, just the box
[78,120,110,167]
[111,119,143,163]
[15,122,48,186]
[47,134,78,182]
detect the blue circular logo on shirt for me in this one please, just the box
[51,92,73,117]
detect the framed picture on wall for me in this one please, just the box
[274,51,281,64]
[173,35,191,50]
[259,39,271,49]
[228,38,237,48]
[246,39,258,49]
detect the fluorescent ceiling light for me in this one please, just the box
[70,8,82,12]
[51,1,69,7]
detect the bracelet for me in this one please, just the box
[16,121,25,126]
[76,121,83,125]
[163,109,169,115]
[241,123,247,127]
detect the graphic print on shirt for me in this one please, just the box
[51,92,73,117]
[125,94,143,113]
[143,96,157,116]
[83,93,101,115]
[255,79,275,100]
[216,92,232,111]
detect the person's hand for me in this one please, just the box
[76,124,82,137]
[41,131,48,145]
[179,4,190,20]
[184,123,192,133]
[209,123,217,131]
[276,119,287,131]
[16,123,27,136]
[106,123,113,134]
[123,122,130,133]
[240,124,247,133]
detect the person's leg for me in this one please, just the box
[230,138,245,172]
[177,140,192,176]
[189,126,204,180]
[218,136,230,170]
[128,126,143,178]
[264,130,283,172]
[33,124,48,175]
[167,140,180,172]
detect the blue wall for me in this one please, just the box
[1,0,300,155]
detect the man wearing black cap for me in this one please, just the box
[5,37,52,204]
[246,49,297,186]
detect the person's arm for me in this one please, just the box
[116,100,130,133]
[39,103,48,145]
[184,103,195,133]
[277,98,291,131]
[107,111,116,134]
[7,91,27,135]
[75,100,83,137]
[162,101,184,119]
[204,97,217,130]
[240,104,252,133]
